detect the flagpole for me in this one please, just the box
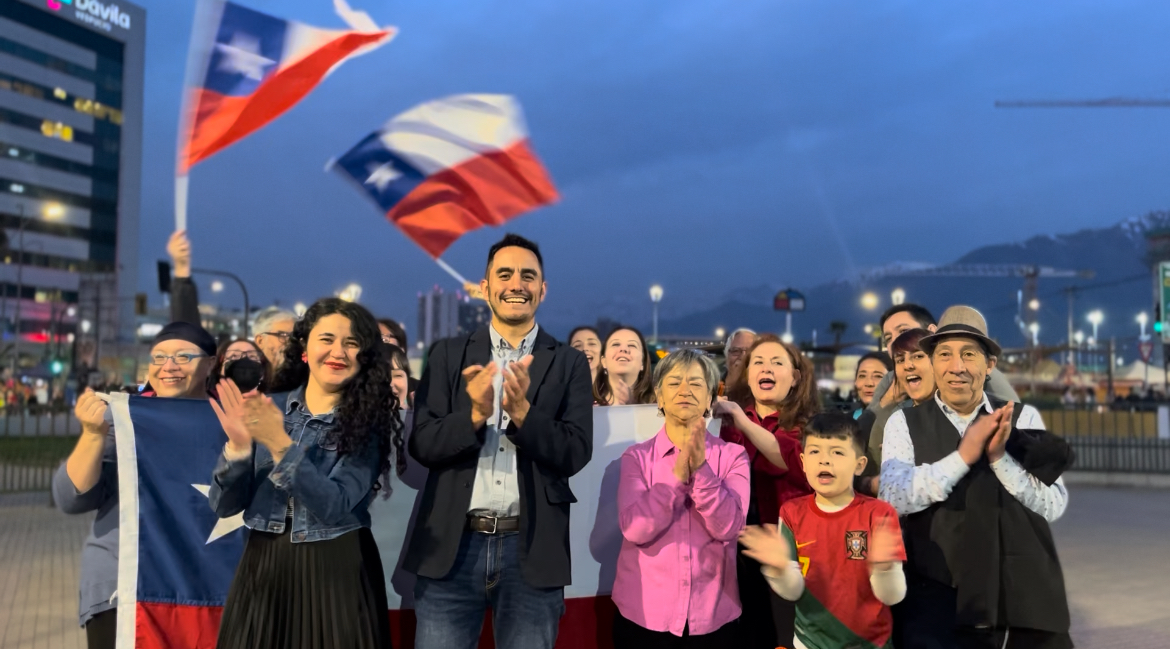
[435,257,472,286]
[174,0,224,231]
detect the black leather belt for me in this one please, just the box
[467,514,519,534]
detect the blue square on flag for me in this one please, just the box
[333,132,426,213]
[205,2,288,97]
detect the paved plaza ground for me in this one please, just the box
[0,485,1167,648]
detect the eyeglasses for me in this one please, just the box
[224,351,261,362]
[150,353,207,366]
[259,331,291,341]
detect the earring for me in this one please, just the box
[301,353,308,362]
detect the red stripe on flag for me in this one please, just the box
[135,596,613,648]
[181,30,389,172]
[136,601,223,649]
[385,140,559,258]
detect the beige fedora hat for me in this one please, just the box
[918,305,1002,358]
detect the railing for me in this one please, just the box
[0,407,79,492]
[1038,408,1170,474]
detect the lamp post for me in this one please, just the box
[890,288,906,306]
[1137,312,1149,340]
[714,327,725,341]
[649,284,663,343]
[1087,310,1103,343]
[9,202,64,376]
[192,268,250,337]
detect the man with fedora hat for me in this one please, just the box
[879,306,1073,649]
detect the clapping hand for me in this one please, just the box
[502,356,534,427]
[957,406,1005,465]
[985,402,1014,463]
[868,515,903,573]
[464,362,498,427]
[739,524,791,570]
[210,379,251,453]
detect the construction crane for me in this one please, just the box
[863,264,1095,343]
[996,98,1170,108]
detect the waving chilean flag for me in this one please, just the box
[330,94,559,258]
[180,0,395,172]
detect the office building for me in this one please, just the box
[0,0,144,372]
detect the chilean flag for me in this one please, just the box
[105,393,246,649]
[180,0,395,172]
[330,94,559,258]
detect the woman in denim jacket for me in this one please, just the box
[209,298,406,649]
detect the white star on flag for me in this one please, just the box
[215,32,276,81]
[365,162,403,191]
[191,484,246,544]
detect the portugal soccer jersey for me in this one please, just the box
[778,494,906,649]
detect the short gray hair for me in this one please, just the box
[724,328,757,359]
[652,349,720,401]
[253,306,296,336]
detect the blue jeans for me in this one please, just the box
[414,531,565,649]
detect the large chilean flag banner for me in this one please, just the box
[109,393,703,649]
[180,0,395,172]
[330,94,560,259]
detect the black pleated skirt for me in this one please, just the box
[216,525,392,649]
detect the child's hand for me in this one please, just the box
[869,515,902,573]
[739,524,790,569]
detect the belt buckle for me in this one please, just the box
[486,515,498,534]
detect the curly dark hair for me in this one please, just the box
[272,298,406,491]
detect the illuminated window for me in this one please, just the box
[10,184,24,193]
[40,121,74,142]
[53,88,67,100]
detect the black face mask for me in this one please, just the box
[222,357,264,393]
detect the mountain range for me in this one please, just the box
[539,211,1170,360]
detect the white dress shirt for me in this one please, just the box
[879,392,1068,522]
[467,323,539,517]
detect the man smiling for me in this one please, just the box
[406,233,594,649]
[879,306,1072,649]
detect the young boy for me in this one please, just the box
[739,412,906,649]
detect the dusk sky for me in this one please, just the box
[133,0,1170,333]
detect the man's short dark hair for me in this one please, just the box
[802,411,865,456]
[377,318,408,349]
[879,303,936,331]
[486,233,544,275]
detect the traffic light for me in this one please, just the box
[50,359,64,375]
[1157,303,1164,334]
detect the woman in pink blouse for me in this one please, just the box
[613,349,751,648]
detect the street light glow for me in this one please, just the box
[714,327,725,339]
[861,292,879,311]
[210,280,224,293]
[43,202,65,219]
[781,332,794,344]
[1137,312,1149,326]
[891,288,906,306]
[1028,299,1040,311]
[294,302,307,317]
[1074,330,1084,344]
[1087,310,1103,326]
[649,284,663,303]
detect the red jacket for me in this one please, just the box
[719,406,812,525]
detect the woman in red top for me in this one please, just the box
[714,334,818,649]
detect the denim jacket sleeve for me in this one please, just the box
[209,443,257,517]
[268,437,381,526]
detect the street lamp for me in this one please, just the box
[10,201,65,375]
[211,280,224,293]
[860,292,879,311]
[1028,299,1040,312]
[714,327,725,340]
[781,332,794,344]
[1137,312,1149,340]
[1028,322,1040,346]
[337,283,362,303]
[1087,310,1103,344]
[649,284,663,343]
[294,302,307,317]
[890,288,906,306]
